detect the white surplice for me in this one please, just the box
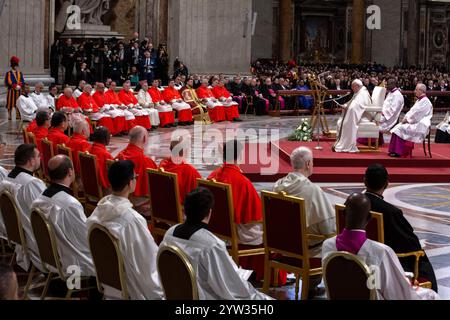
[0,166,9,238]
[137,89,160,126]
[0,172,46,271]
[334,87,372,153]
[273,172,336,256]
[391,96,433,143]
[437,111,450,134]
[161,225,274,300]
[16,95,38,122]
[30,92,49,109]
[87,195,163,300]
[322,237,439,300]
[31,189,95,277]
[380,89,405,132]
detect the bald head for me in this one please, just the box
[344,193,372,230]
[48,155,74,183]
[129,126,148,147]
[64,87,73,97]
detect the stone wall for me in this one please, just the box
[109,0,136,39]
[0,0,47,74]
[168,0,253,74]
[251,0,273,60]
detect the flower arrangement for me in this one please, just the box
[288,118,313,142]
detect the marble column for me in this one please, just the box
[0,0,53,98]
[351,0,365,64]
[407,0,419,66]
[168,0,252,74]
[279,0,293,63]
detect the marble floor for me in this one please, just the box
[1,107,449,299]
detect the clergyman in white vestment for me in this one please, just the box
[379,79,405,133]
[273,147,336,257]
[160,188,273,300]
[389,84,433,157]
[31,155,95,277]
[333,80,372,153]
[0,144,46,271]
[322,193,439,300]
[87,160,163,300]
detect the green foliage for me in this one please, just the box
[288,118,313,142]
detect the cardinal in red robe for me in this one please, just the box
[162,81,193,124]
[116,126,157,198]
[57,88,93,134]
[93,84,126,136]
[28,110,50,153]
[105,82,137,132]
[148,80,175,128]
[211,80,241,121]
[47,112,70,154]
[77,85,115,134]
[89,126,114,189]
[118,81,151,130]
[65,121,91,174]
[196,82,226,122]
[208,140,286,285]
[159,138,201,204]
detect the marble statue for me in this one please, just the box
[55,0,110,33]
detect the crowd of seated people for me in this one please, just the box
[251,59,450,111]
[0,134,440,300]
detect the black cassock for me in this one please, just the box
[365,192,438,292]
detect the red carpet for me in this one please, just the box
[240,140,450,183]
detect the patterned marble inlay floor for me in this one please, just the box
[1,108,449,299]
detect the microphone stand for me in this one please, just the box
[314,102,324,150]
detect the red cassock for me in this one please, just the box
[57,95,93,134]
[211,86,240,121]
[196,87,226,122]
[47,127,70,154]
[57,95,79,111]
[93,91,126,135]
[159,157,201,204]
[118,90,151,130]
[105,90,137,132]
[27,120,37,133]
[208,164,286,284]
[162,88,193,123]
[77,93,115,134]
[66,133,91,174]
[148,88,175,127]
[89,142,113,189]
[116,143,157,197]
[32,126,48,153]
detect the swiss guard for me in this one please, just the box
[4,56,25,120]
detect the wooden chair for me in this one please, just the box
[56,144,84,202]
[323,251,377,300]
[261,191,322,300]
[79,152,103,217]
[335,204,384,243]
[147,168,184,238]
[0,190,36,299]
[423,128,432,158]
[40,138,54,182]
[30,208,95,299]
[244,96,255,117]
[22,128,29,143]
[27,131,36,145]
[157,245,199,300]
[88,223,129,300]
[335,204,431,288]
[197,179,265,265]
